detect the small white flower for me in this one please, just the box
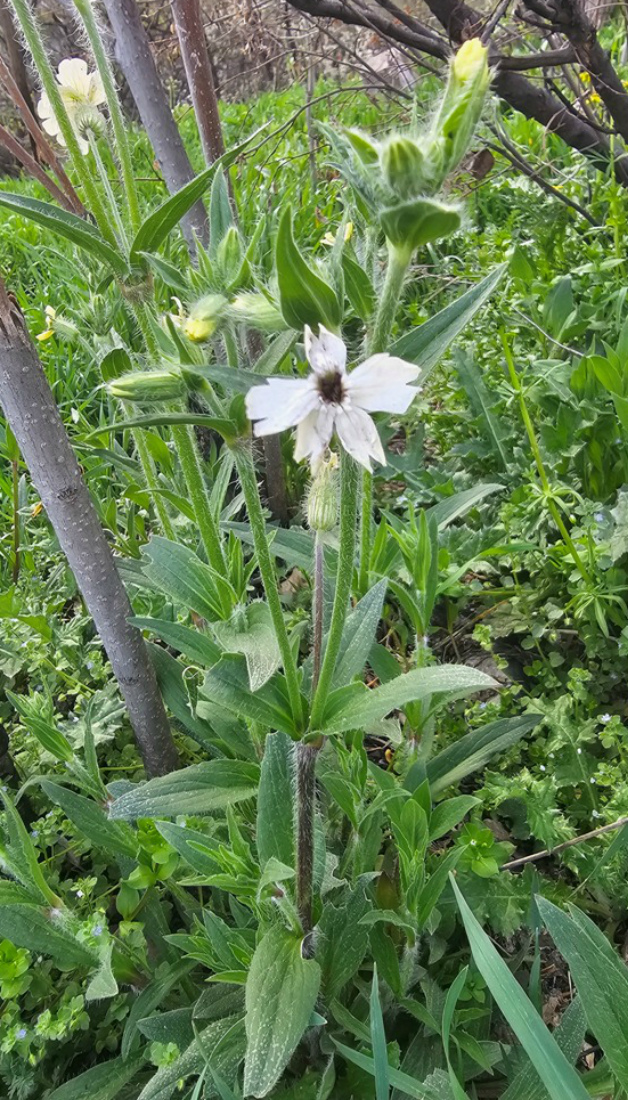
[245,326,420,471]
[37,59,106,155]
[600,713,612,724]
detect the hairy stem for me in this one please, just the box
[233,443,303,728]
[310,452,359,730]
[171,423,229,605]
[124,404,175,540]
[358,244,410,592]
[296,740,320,937]
[74,0,141,231]
[311,536,324,696]
[9,0,118,246]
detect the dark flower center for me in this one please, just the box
[317,370,345,405]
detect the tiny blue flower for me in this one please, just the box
[594,512,604,523]
[17,1028,27,1040]
[93,924,103,936]
[600,713,612,724]
[31,830,39,838]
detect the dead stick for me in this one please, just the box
[501,816,628,870]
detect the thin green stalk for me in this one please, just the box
[89,134,129,248]
[11,458,20,584]
[500,330,592,585]
[171,423,229,593]
[310,453,359,730]
[124,402,175,539]
[233,442,303,728]
[358,244,411,592]
[9,0,118,247]
[223,326,239,369]
[73,0,141,231]
[311,536,324,697]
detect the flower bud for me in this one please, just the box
[434,38,490,179]
[380,136,427,200]
[184,294,227,342]
[216,227,243,287]
[74,103,107,141]
[228,292,287,332]
[109,370,185,404]
[307,453,339,531]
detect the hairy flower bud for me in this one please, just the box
[228,292,287,332]
[307,453,339,531]
[380,136,427,200]
[109,370,185,404]
[434,38,490,179]
[184,294,227,342]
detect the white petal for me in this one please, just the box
[246,378,318,435]
[304,324,347,376]
[294,406,334,464]
[58,58,90,97]
[88,72,107,107]
[37,92,52,121]
[346,354,419,413]
[41,114,61,139]
[335,406,386,471]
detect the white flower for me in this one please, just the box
[37,59,106,154]
[245,326,420,471]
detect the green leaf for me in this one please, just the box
[212,603,281,691]
[122,961,194,1060]
[452,880,590,1100]
[138,1016,245,1100]
[130,129,262,261]
[332,1040,451,1100]
[154,821,220,877]
[142,537,233,621]
[380,197,461,255]
[391,265,507,381]
[501,997,586,1100]
[332,579,388,689]
[131,617,221,668]
[427,715,539,796]
[320,665,497,735]
[40,781,138,859]
[149,643,216,745]
[92,412,238,443]
[537,898,628,1090]
[342,251,376,320]
[48,1053,146,1100]
[199,655,299,738]
[429,796,479,841]
[276,206,342,332]
[7,691,73,762]
[0,789,59,905]
[86,941,119,1001]
[0,882,96,969]
[370,966,390,1100]
[252,330,297,375]
[0,193,130,275]
[318,884,371,998]
[453,350,511,471]
[426,484,503,530]
[257,732,295,868]
[109,760,260,819]
[244,924,321,1097]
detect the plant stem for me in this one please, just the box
[296,740,319,937]
[124,403,175,540]
[9,0,118,247]
[11,457,20,583]
[170,422,229,602]
[358,244,411,593]
[311,536,324,697]
[500,330,592,584]
[233,442,303,728]
[73,0,141,232]
[310,453,359,730]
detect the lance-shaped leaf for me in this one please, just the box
[276,206,342,332]
[0,193,130,275]
[391,264,507,381]
[244,924,321,1097]
[109,760,260,819]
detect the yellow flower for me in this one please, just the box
[36,306,56,342]
[321,222,354,246]
[452,38,489,84]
